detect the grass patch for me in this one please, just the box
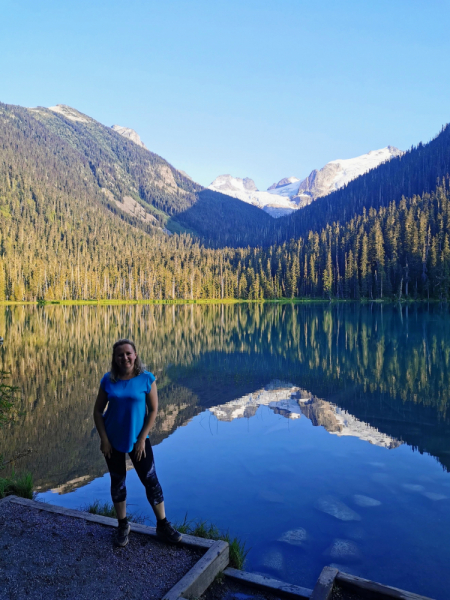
[80,504,248,568]
[174,515,249,570]
[0,471,34,499]
[81,499,147,524]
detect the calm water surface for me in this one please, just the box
[1,303,450,599]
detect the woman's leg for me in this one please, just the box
[114,500,127,520]
[130,438,181,542]
[153,501,166,521]
[104,447,131,545]
[104,446,128,518]
[129,438,164,509]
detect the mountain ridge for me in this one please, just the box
[277,124,450,243]
[2,99,450,303]
[3,101,276,252]
[292,145,403,207]
[208,174,300,218]
[111,124,148,149]
[209,146,403,218]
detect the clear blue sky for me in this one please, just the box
[1,0,449,190]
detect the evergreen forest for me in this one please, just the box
[1,101,450,301]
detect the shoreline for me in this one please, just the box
[1,496,436,600]
[0,297,444,307]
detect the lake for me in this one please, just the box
[1,302,450,599]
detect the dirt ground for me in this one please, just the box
[0,500,204,600]
[331,585,362,600]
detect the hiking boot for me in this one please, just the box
[156,520,182,544]
[115,522,131,547]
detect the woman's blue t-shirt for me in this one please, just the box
[100,370,156,453]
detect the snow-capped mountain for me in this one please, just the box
[267,178,303,199]
[209,146,403,218]
[208,175,299,218]
[287,145,404,208]
[209,380,402,449]
[267,176,300,191]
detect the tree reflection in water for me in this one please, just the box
[1,302,450,490]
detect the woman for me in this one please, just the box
[93,338,182,547]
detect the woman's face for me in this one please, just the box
[114,343,137,374]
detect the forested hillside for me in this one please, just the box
[0,102,274,244]
[1,100,450,301]
[2,162,450,301]
[277,124,450,242]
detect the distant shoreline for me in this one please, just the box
[0,298,443,306]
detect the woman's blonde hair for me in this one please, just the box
[109,338,145,382]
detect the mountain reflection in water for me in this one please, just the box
[4,302,450,599]
[1,302,450,489]
[209,380,402,449]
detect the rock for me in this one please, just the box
[268,177,300,190]
[325,539,361,563]
[111,125,147,149]
[260,548,285,575]
[48,104,91,123]
[353,495,381,507]
[422,492,447,501]
[277,528,308,546]
[316,496,361,521]
[112,195,157,225]
[156,165,178,189]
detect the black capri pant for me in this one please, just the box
[104,438,164,507]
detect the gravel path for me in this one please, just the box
[0,501,204,600]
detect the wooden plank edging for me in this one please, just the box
[336,571,435,600]
[0,495,15,506]
[7,496,214,549]
[163,540,229,600]
[224,567,312,599]
[4,497,436,600]
[310,567,338,600]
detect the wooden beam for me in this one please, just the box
[0,495,14,506]
[310,567,338,600]
[163,540,229,600]
[224,567,312,599]
[131,522,215,549]
[336,571,435,600]
[8,496,215,549]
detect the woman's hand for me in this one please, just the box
[134,437,146,462]
[100,437,112,459]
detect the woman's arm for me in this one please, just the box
[134,381,159,461]
[93,385,112,458]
